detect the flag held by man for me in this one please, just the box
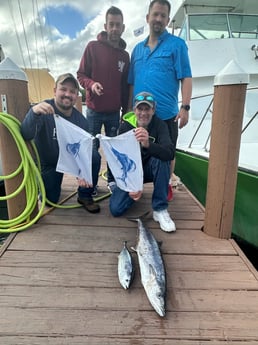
[54,114,94,184]
[97,130,143,192]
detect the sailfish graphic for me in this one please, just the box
[66,142,81,175]
[110,145,136,186]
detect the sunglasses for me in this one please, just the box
[134,95,154,102]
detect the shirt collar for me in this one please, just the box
[144,29,169,46]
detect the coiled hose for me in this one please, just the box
[0,112,109,233]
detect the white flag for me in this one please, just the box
[54,114,93,184]
[97,130,143,192]
[134,26,144,37]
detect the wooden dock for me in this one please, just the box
[1,174,258,344]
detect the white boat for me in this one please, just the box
[170,0,258,247]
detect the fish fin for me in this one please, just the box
[149,264,157,278]
[131,246,137,252]
[126,210,151,222]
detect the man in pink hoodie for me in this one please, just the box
[77,6,130,191]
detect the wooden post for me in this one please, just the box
[203,60,248,239]
[0,57,30,219]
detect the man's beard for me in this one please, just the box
[57,97,73,111]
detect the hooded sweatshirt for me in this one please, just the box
[120,112,175,165]
[77,31,130,114]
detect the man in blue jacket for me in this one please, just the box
[109,92,176,232]
[21,73,101,213]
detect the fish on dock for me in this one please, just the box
[118,241,134,289]
[132,218,166,317]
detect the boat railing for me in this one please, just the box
[241,110,258,134]
[186,86,258,152]
[188,96,213,151]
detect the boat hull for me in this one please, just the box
[175,149,258,248]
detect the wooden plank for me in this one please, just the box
[1,308,258,340]
[0,252,248,271]
[40,214,204,230]
[8,226,235,255]
[39,202,204,220]
[0,337,257,345]
[0,265,256,289]
[1,285,258,313]
[39,202,205,222]
[0,252,257,290]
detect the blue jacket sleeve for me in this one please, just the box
[20,108,43,141]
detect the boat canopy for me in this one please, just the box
[170,0,258,29]
[178,13,258,41]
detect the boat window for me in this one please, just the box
[178,18,187,41]
[229,15,258,39]
[188,14,229,40]
[187,14,258,41]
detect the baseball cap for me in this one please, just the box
[134,92,156,108]
[55,73,79,90]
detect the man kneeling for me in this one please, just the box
[109,92,176,232]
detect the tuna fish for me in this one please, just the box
[118,241,134,289]
[132,218,166,317]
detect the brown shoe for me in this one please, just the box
[77,197,100,213]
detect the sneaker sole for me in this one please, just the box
[153,214,176,232]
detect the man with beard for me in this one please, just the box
[77,6,130,193]
[128,0,192,201]
[20,73,101,213]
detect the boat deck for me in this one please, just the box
[1,173,258,344]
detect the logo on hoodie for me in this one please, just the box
[118,60,125,73]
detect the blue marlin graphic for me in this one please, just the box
[66,142,81,175]
[66,142,80,158]
[111,145,136,186]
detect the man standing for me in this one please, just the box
[77,6,130,191]
[109,92,176,233]
[128,0,192,201]
[21,73,101,213]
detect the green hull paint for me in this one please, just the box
[175,150,258,248]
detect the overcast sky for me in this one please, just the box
[0,0,176,80]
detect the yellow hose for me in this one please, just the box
[0,112,110,233]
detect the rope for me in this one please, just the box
[0,112,110,233]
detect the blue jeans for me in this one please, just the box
[87,108,120,182]
[109,157,170,217]
[41,148,101,203]
[86,108,120,148]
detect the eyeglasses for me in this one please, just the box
[134,95,154,102]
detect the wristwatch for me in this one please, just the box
[181,104,190,111]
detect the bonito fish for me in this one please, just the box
[132,218,166,317]
[118,241,134,289]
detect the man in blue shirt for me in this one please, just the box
[128,0,192,201]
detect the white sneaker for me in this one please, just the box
[153,209,176,232]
